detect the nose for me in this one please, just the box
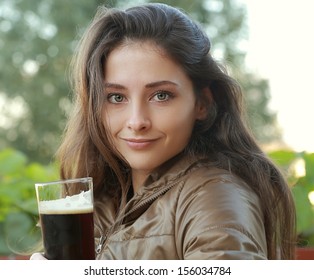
[126,102,151,132]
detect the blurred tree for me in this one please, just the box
[0,0,280,164]
[0,0,117,163]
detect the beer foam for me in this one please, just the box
[38,190,93,214]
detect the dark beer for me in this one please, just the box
[40,210,95,260]
[35,178,94,260]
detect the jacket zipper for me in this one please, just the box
[95,182,177,256]
[96,234,107,254]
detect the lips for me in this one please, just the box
[122,138,157,149]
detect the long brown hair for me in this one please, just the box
[57,3,296,259]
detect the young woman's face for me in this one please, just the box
[102,41,205,186]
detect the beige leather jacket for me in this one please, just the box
[95,154,267,259]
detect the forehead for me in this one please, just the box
[106,40,168,64]
[103,41,190,85]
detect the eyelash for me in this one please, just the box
[106,91,174,104]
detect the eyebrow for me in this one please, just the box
[104,83,125,90]
[104,80,178,90]
[145,80,178,88]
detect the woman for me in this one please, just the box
[33,3,296,259]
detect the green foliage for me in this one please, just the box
[268,150,314,246]
[0,0,107,163]
[0,148,58,255]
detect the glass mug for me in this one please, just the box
[35,177,95,260]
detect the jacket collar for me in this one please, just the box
[137,152,205,195]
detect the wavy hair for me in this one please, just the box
[57,3,296,259]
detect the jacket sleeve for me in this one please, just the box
[175,170,268,260]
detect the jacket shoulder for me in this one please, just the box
[175,166,268,259]
[180,166,256,203]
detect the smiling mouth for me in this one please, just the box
[122,138,157,149]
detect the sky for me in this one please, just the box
[240,0,314,152]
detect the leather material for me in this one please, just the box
[95,154,267,259]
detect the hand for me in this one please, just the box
[30,253,47,260]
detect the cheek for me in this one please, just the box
[101,108,114,136]
[160,109,196,137]
[101,109,122,152]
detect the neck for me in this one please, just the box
[132,170,150,193]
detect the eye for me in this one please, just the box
[152,91,173,102]
[107,93,125,103]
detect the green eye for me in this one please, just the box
[108,94,124,103]
[153,91,173,102]
[156,92,168,100]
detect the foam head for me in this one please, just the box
[38,190,93,214]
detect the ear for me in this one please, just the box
[195,87,213,120]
